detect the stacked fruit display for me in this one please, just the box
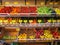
[0,17,60,24]
[18,33,27,39]
[0,7,12,13]
[17,28,60,40]
[3,32,17,40]
[3,35,17,39]
[21,7,29,13]
[43,30,53,39]
[0,6,37,14]
[0,6,59,16]
[37,6,53,15]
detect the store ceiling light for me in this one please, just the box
[5,2,10,4]
[14,2,18,4]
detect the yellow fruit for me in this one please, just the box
[50,2,53,5]
[48,20,51,23]
[16,28,20,31]
[26,2,29,5]
[14,2,18,4]
[5,2,10,5]
[0,20,2,22]
[41,2,45,5]
[19,20,22,23]
[38,20,42,23]
[29,20,33,23]
[11,36,16,39]
[55,8,60,15]
[24,20,27,23]
[29,35,35,39]
[52,20,56,23]
[40,35,45,39]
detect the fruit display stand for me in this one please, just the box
[0,5,60,45]
[0,0,60,45]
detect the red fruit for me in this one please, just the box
[36,31,40,38]
[29,7,37,15]
[16,7,21,13]
[39,30,44,35]
[29,7,37,13]
[53,32,59,38]
[21,7,29,13]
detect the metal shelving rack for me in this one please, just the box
[0,0,60,45]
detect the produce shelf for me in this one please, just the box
[0,39,60,43]
[0,23,59,28]
[0,13,58,17]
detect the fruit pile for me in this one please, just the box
[18,33,27,39]
[41,30,53,39]
[3,35,17,39]
[55,8,60,15]
[37,6,53,14]
[0,6,59,15]
[3,29,18,40]
[17,28,60,40]
[0,18,60,24]
[0,6,37,14]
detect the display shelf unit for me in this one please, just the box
[0,3,60,45]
